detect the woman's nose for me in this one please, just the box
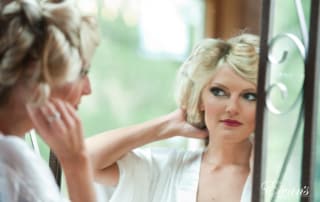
[226,98,239,116]
[82,76,92,95]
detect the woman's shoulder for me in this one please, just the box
[124,147,203,170]
[0,134,62,201]
[0,134,31,162]
[0,133,25,145]
[0,134,48,177]
[0,134,45,168]
[131,147,203,160]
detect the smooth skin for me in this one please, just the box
[197,65,256,202]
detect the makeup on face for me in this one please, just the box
[201,67,257,140]
[209,84,257,102]
[220,119,243,127]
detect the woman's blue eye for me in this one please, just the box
[210,87,226,97]
[243,93,257,101]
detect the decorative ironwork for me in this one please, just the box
[267,33,306,64]
[267,33,306,201]
[266,82,303,115]
[270,107,304,202]
[253,0,319,201]
[294,0,309,47]
[266,33,308,115]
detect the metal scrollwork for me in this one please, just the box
[266,0,308,114]
[266,0,310,201]
[294,0,309,46]
[268,33,306,64]
[267,32,306,199]
[266,83,288,114]
[266,33,305,115]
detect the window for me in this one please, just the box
[77,0,205,149]
[253,0,319,201]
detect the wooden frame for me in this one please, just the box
[205,0,261,38]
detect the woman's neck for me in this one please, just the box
[0,108,30,137]
[204,138,252,168]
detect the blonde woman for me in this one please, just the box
[0,0,99,201]
[87,34,259,202]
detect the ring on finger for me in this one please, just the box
[47,111,61,123]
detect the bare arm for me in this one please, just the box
[27,99,96,202]
[86,109,208,186]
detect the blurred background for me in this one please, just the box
[26,0,319,201]
[78,0,205,149]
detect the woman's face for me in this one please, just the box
[200,64,257,143]
[51,69,92,110]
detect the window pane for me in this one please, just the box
[262,0,311,201]
[77,0,205,149]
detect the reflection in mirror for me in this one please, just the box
[80,1,262,202]
[86,33,260,202]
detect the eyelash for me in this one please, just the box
[243,93,257,101]
[80,68,89,78]
[209,87,257,101]
[210,87,227,97]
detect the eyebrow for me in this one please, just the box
[211,82,257,92]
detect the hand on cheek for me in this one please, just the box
[26,99,86,163]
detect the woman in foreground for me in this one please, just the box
[0,0,99,201]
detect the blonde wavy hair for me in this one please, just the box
[175,34,259,128]
[0,0,99,106]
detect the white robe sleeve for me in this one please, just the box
[102,148,203,202]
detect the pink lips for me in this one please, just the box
[221,119,242,127]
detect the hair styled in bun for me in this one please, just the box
[0,0,99,106]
